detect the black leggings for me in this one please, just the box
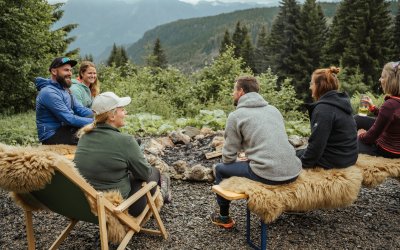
[354,115,375,130]
[128,167,160,217]
[354,115,400,158]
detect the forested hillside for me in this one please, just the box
[127,1,399,72]
[126,2,338,69]
[56,0,272,60]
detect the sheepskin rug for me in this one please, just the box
[355,154,400,188]
[0,143,163,244]
[219,166,363,223]
[36,144,77,155]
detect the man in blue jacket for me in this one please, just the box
[35,57,94,145]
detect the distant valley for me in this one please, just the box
[55,0,273,60]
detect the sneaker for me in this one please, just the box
[160,173,172,204]
[210,212,235,229]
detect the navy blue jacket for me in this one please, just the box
[35,77,93,142]
[300,90,358,169]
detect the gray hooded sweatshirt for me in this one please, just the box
[222,92,301,181]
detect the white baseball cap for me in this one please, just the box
[92,92,131,115]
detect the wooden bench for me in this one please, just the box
[212,185,267,250]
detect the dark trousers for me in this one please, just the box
[354,115,400,158]
[128,167,160,217]
[354,114,375,130]
[42,126,79,145]
[214,161,297,216]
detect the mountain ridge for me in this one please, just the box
[54,0,272,59]
[125,3,336,71]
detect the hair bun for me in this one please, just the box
[329,66,340,74]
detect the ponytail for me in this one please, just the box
[77,111,112,138]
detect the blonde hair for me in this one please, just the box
[79,61,100,97]
[382,62,400,96]
[77,109,115,138]
[312,66,340,100]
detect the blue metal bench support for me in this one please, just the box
[246,207,267,250]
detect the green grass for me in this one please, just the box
[0,109,310,146]
[0,111,39,146]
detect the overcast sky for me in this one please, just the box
[180,0,281,4]
[48,0,341,5]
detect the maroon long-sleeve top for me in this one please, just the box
[359,95,400,154]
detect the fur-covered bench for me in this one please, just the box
[355,154,400,187]
[213,166,362,249]
[212,154,400,250]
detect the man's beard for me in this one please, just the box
[56,75,72,88]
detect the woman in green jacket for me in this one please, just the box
[74,92,165,216]
[70,61,100,108]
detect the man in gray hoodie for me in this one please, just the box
[211,76,301,229]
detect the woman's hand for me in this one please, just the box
[361,95,374,108]
[357,129,366,136]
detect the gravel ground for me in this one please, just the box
[1,135,399,249]
[0,179,399,249]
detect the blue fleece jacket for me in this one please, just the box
[35,77,94,142]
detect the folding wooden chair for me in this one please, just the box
[0,148,167,250]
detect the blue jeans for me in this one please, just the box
[215,161,297,216]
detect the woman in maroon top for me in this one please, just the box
[355,61,400,158]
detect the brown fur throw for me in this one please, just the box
[0,145,60,192]
[355,154,400,188]
[219,166,363,223]
[0,143,162,244]
[36,144,77,155]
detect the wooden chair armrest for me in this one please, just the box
[114,181,157,213]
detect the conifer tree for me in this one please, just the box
[241,34,255,71]
[82,54,94,62]
[50,3,79,57]
[265,0,305,94]
[107,43,129,67]
[228,22,255,72]
[107,43,119,66]
[147,38,168,69]
[0,0,76,113]
[254,26,269,74]
[324,0,392,90]
[232,22,244,59]
[323,0,354,66]
[298,0,327,100]
[219,29,232,54]
[118,46,129,66]
[392,1,400,60]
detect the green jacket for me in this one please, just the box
[74,123,152,198]
[70,79,93,108]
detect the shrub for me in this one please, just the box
[0,111,38,145]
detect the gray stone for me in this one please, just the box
[182,126,201,138]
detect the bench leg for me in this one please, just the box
[246,208,267,250]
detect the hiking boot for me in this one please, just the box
[160,173,172,204]
[210,212,235,229]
